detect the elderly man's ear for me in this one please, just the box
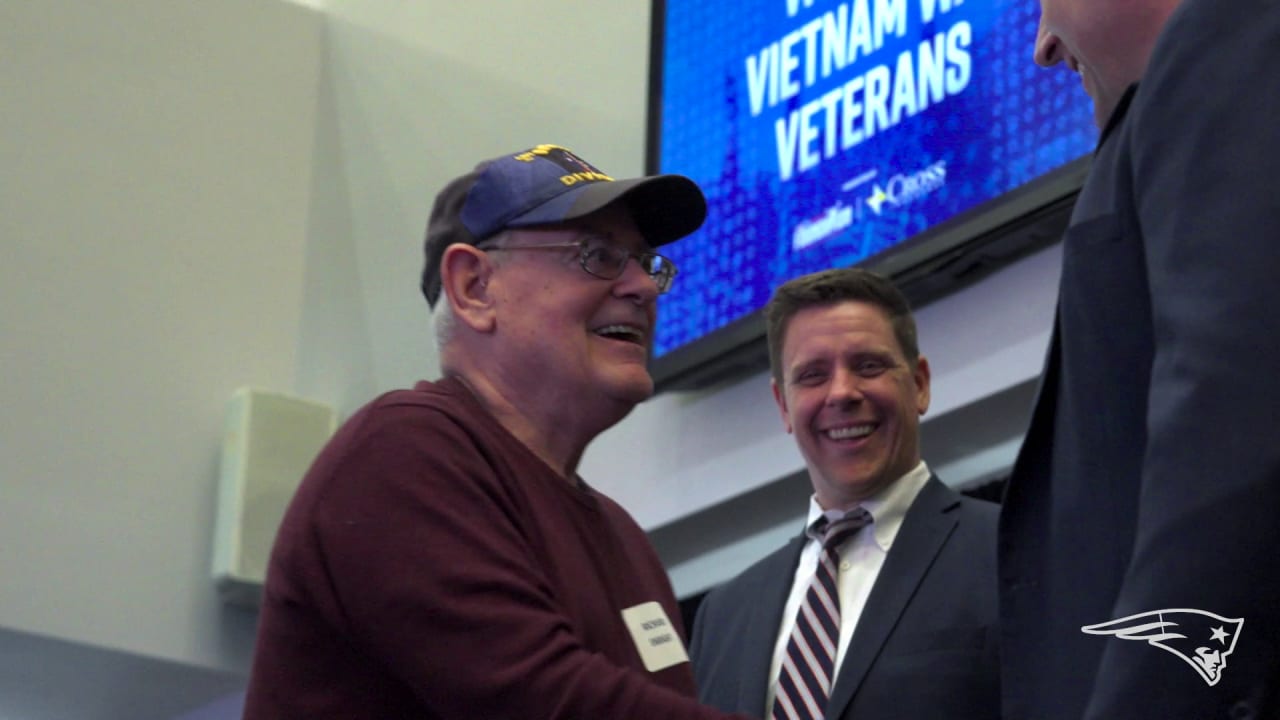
[441,244,497,333]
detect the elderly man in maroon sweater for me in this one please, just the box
[243,144,755,720]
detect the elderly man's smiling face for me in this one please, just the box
[486,203,664,413]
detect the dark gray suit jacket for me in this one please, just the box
[998,0,1280,717]
[690,476,1000,719]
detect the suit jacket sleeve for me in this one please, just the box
[1086,0,1280,715]
[688,551,782,716]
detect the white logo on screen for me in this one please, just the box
[792,202,855,250]
[865,160,947,215]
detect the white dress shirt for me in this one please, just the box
[763,461,932,717]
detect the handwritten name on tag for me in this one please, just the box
[621,601,689,672]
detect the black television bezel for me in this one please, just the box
[644,0,1090,392]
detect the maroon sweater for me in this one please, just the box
[243,378,749,719]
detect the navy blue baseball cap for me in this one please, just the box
[421,144,707,307]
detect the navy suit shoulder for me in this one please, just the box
[691,477,1000,719]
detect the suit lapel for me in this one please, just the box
[737,535,806,716]
[825,477,960,718]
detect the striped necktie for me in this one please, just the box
[771,508,874,720]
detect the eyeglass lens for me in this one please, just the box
[582,242,676,293]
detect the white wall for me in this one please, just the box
[2,0,324,672]
[0,0,1058,698]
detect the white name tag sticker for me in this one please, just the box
[620,601,689,672]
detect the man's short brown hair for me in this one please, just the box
[765,267,919,387]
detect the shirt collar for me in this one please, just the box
[803,460,931,552]
[1096,83,1137,151]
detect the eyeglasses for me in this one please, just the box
[479,236,679,294]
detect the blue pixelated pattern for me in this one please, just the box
[653,0,1095,357]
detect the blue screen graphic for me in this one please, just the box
[652,0,1096,359]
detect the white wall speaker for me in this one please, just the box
[212,387,336,607]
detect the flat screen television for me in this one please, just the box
[647,0,1097,391]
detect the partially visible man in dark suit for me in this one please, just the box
[690,268,1001,720]
[1000,0,1280,717]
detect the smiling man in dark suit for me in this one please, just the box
[999,0,1280,717]
[690,268,1000,720]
